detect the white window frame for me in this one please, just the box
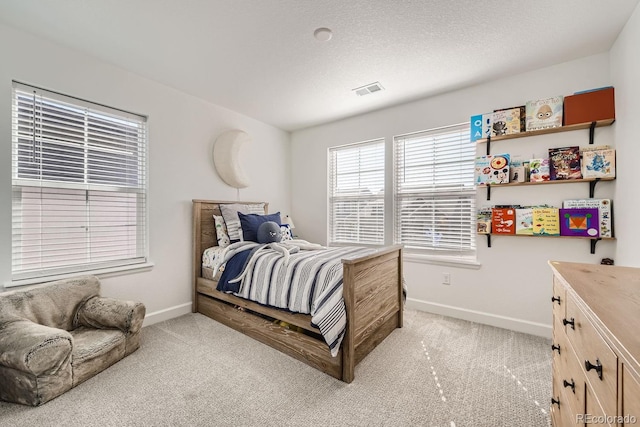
[393,123,477,264]
[9,81,151,286]
[328,138,385,246]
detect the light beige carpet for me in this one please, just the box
[0,309,551,427]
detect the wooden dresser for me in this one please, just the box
[549,261,640,426]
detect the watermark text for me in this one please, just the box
[576,414,637,424]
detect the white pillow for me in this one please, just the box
[213,215,230,247]
[280,224,293,242]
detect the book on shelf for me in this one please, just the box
[548,146,582,180]
[492,206,517,235]
[515,208,534,235]
[477,207,492,234]
[475,155,491,187]
[559,208,600,237]
[563,198,613,238]
[581,146,616,178]
[474,153,510,186]
[529,158,550,182]
[509,155,527,183]
[532,207,560,236]
[564,87,615,126]
[491,106,525,136]
[470,113,492,142]
[525,96,563,131]
[573,86,614,95]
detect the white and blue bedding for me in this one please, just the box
[211,241,377,357]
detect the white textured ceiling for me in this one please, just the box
[0,0,638,131]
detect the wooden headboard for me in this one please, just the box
[192,199,268,310]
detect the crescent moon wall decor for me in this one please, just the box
[213,129,251,189]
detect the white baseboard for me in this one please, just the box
[142,302,192,327]
[406,298,552,338]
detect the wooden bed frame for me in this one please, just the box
[192,199,403,383]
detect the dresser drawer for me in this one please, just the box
[585,385,613,427]
[622,365,640,424]
[559,343,586,422]
[565,295,617,418]
[553,362,582,427]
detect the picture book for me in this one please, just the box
[532,207,560,236]
[475,154,510,185]
[559,208,599,237]
[563,198,613,238]
[515,208,533,235]
[548,146,581,180]
[574,86,614,95]
[581,147,616,178]
[470,113,492,142]
[525,96,563,131]
[491,106,524,136]
[529,158,550,182]
[477,207,492,234]
[492,207,516,235]
[474,156,491,187]
[509,155,526,183]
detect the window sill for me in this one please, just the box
[5,262,155,289]
[403,253,481,269]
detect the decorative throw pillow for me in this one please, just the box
[280,224,293,242]
[220,203,265,243]
[213,215,230,247]
[238,211,282,242]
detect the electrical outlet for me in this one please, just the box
[443,273,451,285]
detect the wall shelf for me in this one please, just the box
[478,115,616,254]
[481,234,614,254]
[482,177,615,200]
[477,118,615,155]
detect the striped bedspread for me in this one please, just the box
[225,244,377,357]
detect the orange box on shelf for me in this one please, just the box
[563,87,615,126]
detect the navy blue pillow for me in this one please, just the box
[238,212,282,242]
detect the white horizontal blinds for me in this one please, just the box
[329,139,385,245]
[11,82,148,281]
[394,124,476,254]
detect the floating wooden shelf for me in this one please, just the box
[476,118,615,144]
[481,177,615,200]
[485,177,615,189]
[484,234,614,240]
[480,234,614,254]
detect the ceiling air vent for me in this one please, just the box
[353,82,384,96]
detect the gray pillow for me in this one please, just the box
[220,203,265,242]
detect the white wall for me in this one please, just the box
[291,53,618,336]
[610,2,640,267]
[0,24,291,324]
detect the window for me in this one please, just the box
[328,139,385,245]
[394,123,476,256]
[10,82,148,284]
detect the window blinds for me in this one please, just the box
[11,82,148,282]
[394,124,476,254]
[328,139,385,245]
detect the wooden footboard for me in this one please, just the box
[342,245,403,382]
[192,199,403,382]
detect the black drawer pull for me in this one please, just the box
[563,317,575,329]
[563,379,576,393]
[551,296,561,304]
[551,344,561,354]
[551,397,560,407]
[585,359,603,380]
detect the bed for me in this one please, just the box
[192,199,404,382]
